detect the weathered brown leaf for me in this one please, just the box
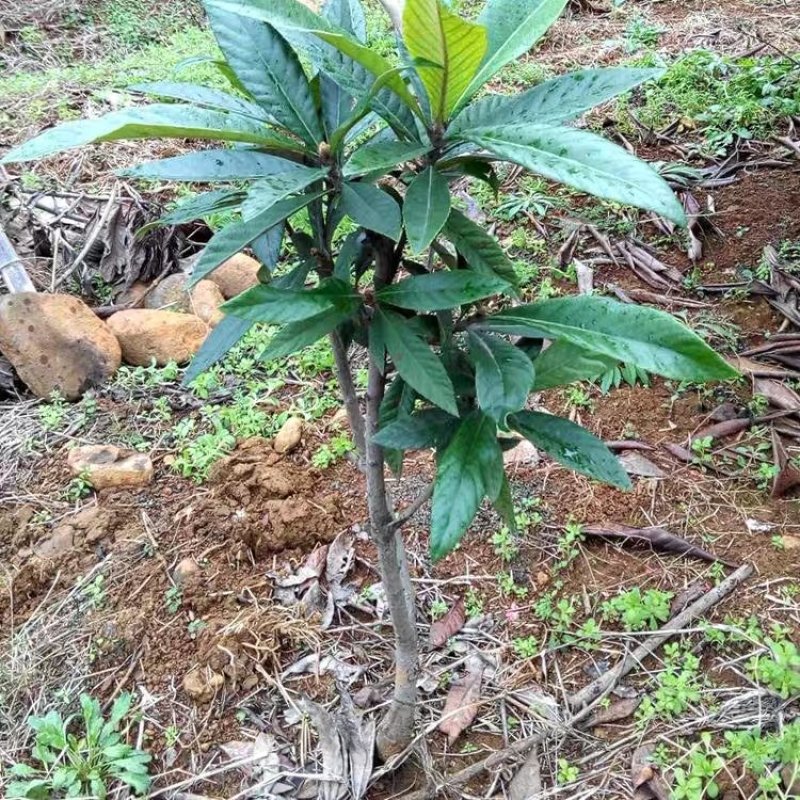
[631,744,671,800]
[771,429,800,499]
[586,697,641,727]
[438,655,484,744]
[430,598,466,647]
[606,440,655,452]
[619,451,665,479]
[730,355,800,381]
[692,417,751,442]
[670,580,711,616]
[753,378,800,413]
[509,744,542,800]
[583,523,736,566]
[662,442,693,463]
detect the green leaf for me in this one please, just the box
[493,473,516,530]
[207,7,323,145]
[455,0,568,110]
[480,296,738,382]
[442,208,518,286]
[449,67,662,135]
[122,149,312,181]
[322,0,366,41]
[372,408,458,449]
[509,410,631,489]
[261,307,354,362]
[465,124,686,225]
[402,0,488,120]
[223,278,360,323]
[155,189,244,227]
[375,308,458,415]
[129,81,270,120]
[532,340,616,390]
[403,166,451,254]
[190,191,323,284]
[341,181,402,240]
[377,270,510,311]
[343,140,429,178]
[240,167,328,217]
[430,412,503,560]
[378,375,417,473]
[2,105,289,163]
[468,331,535,422]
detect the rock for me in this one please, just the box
[205,253,260,299]
[0,293,121,400]
[536,571,550,587]
[116,280,150,307]
[503,439,540,468]
[183,666,224,703]
[35,526,75,559]
[174,557,201,585]
[330,407,350,429]
[781,535,800,550]
[107,309,208,366]
[144,274,225,327]
[274,417,304,454]
[67,444,154,489]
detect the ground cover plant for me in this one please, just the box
[3,0,739,762]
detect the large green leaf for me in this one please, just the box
[532,340,616,390]
[372,408,458,450]
[376,270,510,312]
[341,181,402,240]
[207,7,323,145]
[480,296,738,381]
[157,190,244,226]
[378,375,416,474]
[443,208,518,286]
[122,149,311,181]
[455,0,569,110]
[190,191,323,284]
[509,410,631,489]
[430,412,503,560]
[344,140,429,178]
[402,0,488,120]
[130,81,271,120]
[403,166,451,254]
[468,331,535,422]
[260,307,354,362]
[206,0,419,113]
[223,278,360,323]
[240,167,328,217]
[184,315,254,383]
[322,0,366,41]
[375,309,458,416]
[449,67,662,135]
[466,124,686,225]
[2,105,287,163]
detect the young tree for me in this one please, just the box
[3,0,736,759]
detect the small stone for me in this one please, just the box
[204,253,260,299]
[189,281,225,327]
[330,407,350,429]
[35,526,75,559]
[274,417,304,454]
[781,535,800,550]
[503,439,540,468]
[536,571,550,587]
[145,274,225,327]
[173,557,201,585]
[0,293,121,399]
[183,666,224,703]
[67,444,154,490]
[107,309,208,366]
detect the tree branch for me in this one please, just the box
[329,330,366,458]
[378,0,404,33]
[390,482,433,530]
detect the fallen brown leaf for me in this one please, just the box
[585,697,641,727]
[631,744,671,800]
[438,655,484,744]
[618,451,665,479]
[771,429,800,499]
[430,598,466,647]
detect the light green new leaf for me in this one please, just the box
[510,410,631,489]
[404,166,451,254]
[481,296,739,381]
[122,149,311,182]
[344,140,429,178]
[190,191,323,284]
[130,81,271,120]
[2,105,286,163]
[466,124,686,225]
[260,307,353,362]
[455,0,569,110]
[430,412,503,560]
[375,309,458,416]
[376,270,510,312]
[402,0,488,120]
[443,208,518,286]
[341,181,402,240]
[532,340,616,390]
[468,331,535,422]
[449,67,662,135]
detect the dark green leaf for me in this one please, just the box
[250,223,285,270]
[468,331,535,422]
[240,167,327,217]
[403,166,451,254]
[2,105,292,163]
[480,296,738,381]
[344,140,429,178]
[443,208,518,286]
[465,124,686,225]
[377,270,510,311]
[509,410,631,489]
[493,473,516,531]
[430,412,503,560]
[372,408,458,450]
[129,81,270,120]
[260,306,354,362]
[532,340,616,390]
[190,191,323,284]
[184,315,253,383]
[157,190,244,226]
[341,181,402,240]
[449,67,662,135]
[378,376,416,473]
[207,7,323,145]
[322,0,366,41]
[375,308,458,415]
